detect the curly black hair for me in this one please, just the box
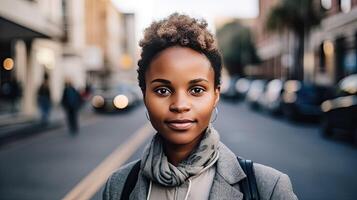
[137,13,222,92]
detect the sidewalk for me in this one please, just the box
[0,107,64,146]
[0,104,93,146]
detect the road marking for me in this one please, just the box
[62,122,155,200]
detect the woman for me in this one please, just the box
[103,13,298,200]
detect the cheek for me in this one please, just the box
[144,96,168,132]
[145,94,166,118]
[193,96,216,121]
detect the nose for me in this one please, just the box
[169,91,191,113]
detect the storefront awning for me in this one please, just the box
[0,17,49,41]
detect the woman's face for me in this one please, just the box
[144,46,220,146]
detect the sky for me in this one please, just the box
[112,0,259,40]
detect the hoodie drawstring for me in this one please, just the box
[146,179,192,200]
[183,179,192,200]
[146,180,152,200]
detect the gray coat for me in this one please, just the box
[103,143,298,200]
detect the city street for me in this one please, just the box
[0,101,356,200]
[1,1,357,200]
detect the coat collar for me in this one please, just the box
[130,142,247,200]
[208,142,246,200]
[129,171,148,200]
[215,142,246,184]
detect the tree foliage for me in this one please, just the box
[266,0,323,80]
[216,20,260,76]
[266,0,322,34]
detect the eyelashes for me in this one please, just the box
[190,87,205,95]
[153,86,206,97]
[154,87,171,96]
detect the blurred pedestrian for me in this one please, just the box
[1,78,22,113]
[61,79,82,134]
[104,13,298,200]
[37,77,52,125]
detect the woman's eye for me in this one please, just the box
[190,87,205,95]
[154,88,171,96]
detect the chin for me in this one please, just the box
[160,129,204,146]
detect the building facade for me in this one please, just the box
[253,0,289,80]
[0,0,64,115]
[85,0,137,88]
[254,0,357,85]
[0,0,137,118]
[310,0,357,85]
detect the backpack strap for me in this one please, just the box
[237,157,260,200]
[120,160,141,200]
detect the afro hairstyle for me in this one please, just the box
[137,13,222,92]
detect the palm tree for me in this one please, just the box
[266,0,323,80]
[216,20,260,77]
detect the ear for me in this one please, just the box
[213,86,220,108]
[142,89,147,106]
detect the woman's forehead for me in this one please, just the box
[146,47,214,82]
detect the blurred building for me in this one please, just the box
[0,0,64,115]
[85,0,137,88]
[252,0,290,80]
[0,0,137,118]
[309,0,357,85]
[62,0,88,89]
[253,0,357,85]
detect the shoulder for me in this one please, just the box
[253,163,298,200]
[103,160,139,200]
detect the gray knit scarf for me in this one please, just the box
[141,124,220,187]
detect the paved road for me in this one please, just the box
[0,101,356,200]
[0,105,148,200]
[215,102,357,200]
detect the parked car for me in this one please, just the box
[91,83,142,113]
[246,79,267,109]
[235,78,252,100]
[320,74,357,144]
[260,79,284,115]
[281,80,332,121]
[221,75,240,102]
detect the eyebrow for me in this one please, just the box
[151,79,171,84]
[150,78,208,85]
[189,78,209,84]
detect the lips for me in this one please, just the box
[165,119,196,131]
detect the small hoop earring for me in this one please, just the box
[145,110,150,121]
[211,107,218,123]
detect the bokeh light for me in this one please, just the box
[3,58,14,71]
[113,95,129,109]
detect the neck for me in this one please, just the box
[163,133,204,166]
